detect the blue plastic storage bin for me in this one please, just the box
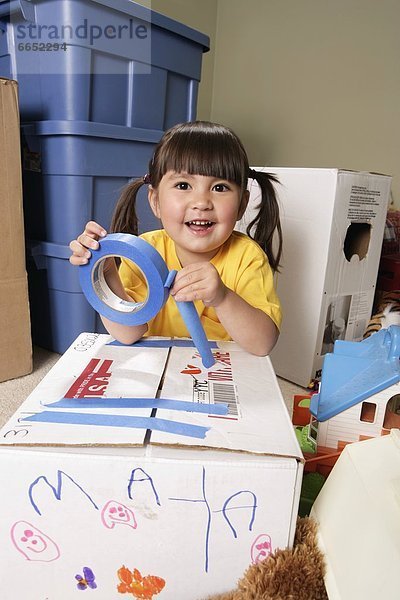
[0,0,209,126]
[22,120,164,353]
[27,241,106,353]
[22,120,162,243]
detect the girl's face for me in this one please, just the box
[148,171,249,266]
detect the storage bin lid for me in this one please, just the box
[22,120,163,143]
[0,0,210,51]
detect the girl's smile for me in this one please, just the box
[148,171,248,265]
[185,220,215,235]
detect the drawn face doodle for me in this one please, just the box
[251,534,273,564]
[11,521,60,562]
[101,500,137,530]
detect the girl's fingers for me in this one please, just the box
[69,240,91,265]
[85,221,107,238]
[171,264,206,292]
[70,239,91,256]
[77,222,107,247]
[78,233,100,250]
[171,274,201,296]
[69,223,106,266]
[69,254,88,266]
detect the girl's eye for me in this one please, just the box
[213,183,230,192]
[175,182,191,190]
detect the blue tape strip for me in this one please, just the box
[164,269,177,289]
[176,301,215,368]
[107,339,218,348]
[46,397,228,415]
[22,412,209,439]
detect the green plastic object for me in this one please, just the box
[298,472,326,517]
[294,424,317,454]
[310,325,400,422]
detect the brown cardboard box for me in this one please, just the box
[0,78,32,382]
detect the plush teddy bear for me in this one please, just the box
[204,518,328,600]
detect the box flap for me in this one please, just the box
[0,335,302,460]
[0,334,169,446]
[151,344,303,458]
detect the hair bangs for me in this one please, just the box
[151,122,249,189]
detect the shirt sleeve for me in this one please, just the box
[235,248,282,330]
[118,258,148,303]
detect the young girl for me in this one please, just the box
[69,121,282,356]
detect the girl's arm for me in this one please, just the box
[97,259,148,345]
[69,221,147,345]
[170,262,279,356]
[213,290,279,355]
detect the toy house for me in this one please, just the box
[310,325,400,453]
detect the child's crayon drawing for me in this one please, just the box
[11,521,60,562]
[75,566,97,590]
[101,500,137,530]
[117,566,165,598]
[251,534,272,564]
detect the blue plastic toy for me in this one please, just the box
[310,325,400,421]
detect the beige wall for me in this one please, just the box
[147,0,217,120]
[143,1,399,206]
[211,0,399,206]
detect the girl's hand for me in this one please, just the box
[69,221,107,266]
[170,262,227,307]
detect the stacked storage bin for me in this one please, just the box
[0,0,209,352]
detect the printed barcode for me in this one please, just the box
[210,382,239,417]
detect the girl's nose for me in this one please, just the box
[191,190,213,209]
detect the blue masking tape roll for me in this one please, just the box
[79,233,169,325]
[79,233,215,368]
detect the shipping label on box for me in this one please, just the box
[0,334,303,600]
[238,168,392,387]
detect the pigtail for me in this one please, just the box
[110,178,144,235]
[246,170,282,272]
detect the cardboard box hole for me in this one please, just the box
[344,222,371,261]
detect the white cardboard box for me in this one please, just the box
[238,168,392,387]
[311,430,400,600]
[0,334,303,600]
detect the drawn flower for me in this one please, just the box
[117,565,165,598]
[75,566,97,590]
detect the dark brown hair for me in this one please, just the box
[111,121,282,270]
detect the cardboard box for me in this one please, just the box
[0,334,303,600]
[0,78,32,382]
[238,168,392,387]
[311,430,400,600]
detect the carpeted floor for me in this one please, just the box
[0,346,60,428]
[0,346,305,428]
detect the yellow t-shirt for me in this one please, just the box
[119,230,281,340]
